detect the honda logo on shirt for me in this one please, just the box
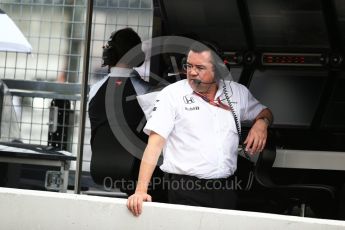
[183,95,195,104]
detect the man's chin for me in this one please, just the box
[188,82,199,91]
[193,85,209,93]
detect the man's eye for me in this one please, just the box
[196,66,206,71]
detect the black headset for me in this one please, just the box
[202,41,230,80]
[102,28,145,68]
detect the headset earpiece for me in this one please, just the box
[181,56,187,67]
[201,41,229,81]
[135,49,146,67]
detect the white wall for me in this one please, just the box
[0,187,345,230]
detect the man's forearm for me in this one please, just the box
[255,108,274,126]
[135,132,165,193]
[135,154,159,193]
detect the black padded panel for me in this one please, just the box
[254,131,337,218]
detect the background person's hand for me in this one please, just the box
[127,192,152,216]
[244,119,268,154]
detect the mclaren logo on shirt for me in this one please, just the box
[185,106,199,111]
[152,99,160,112]
[183,95,195,104]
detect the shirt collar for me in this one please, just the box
[183,79,194,95]
[215,80,227,99]
[108,67,133,77]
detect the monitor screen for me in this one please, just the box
[247,0,329,50]
[248,70,327,127]
[162,0,247,50]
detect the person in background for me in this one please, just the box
[88,27,147,144]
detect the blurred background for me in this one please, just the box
[0,0,153,171]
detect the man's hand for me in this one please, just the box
[126,132,165,216]
[244,118,268,155]
[127,191,152,216]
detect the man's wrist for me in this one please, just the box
[135,181,149,193]
[256,117,271,127]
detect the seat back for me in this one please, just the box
[254,130,337,218]
[254,131,276,188]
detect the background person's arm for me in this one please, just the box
[126,131,165,216]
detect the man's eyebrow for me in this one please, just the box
[186,62,206,67]
[195,64,207,68]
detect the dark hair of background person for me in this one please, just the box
[102,27,145,68]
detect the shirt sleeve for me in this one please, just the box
[239,85,267,122]
[143,88,175,139]
[136,91,160,120]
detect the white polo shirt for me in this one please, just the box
[144,79,266,179]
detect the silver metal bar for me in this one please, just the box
[6,91,81,100]
[1,79,83,94]
[0,157,63,167]
[74,0,93,194]
[300,203,306,217]
[60,161,70,193]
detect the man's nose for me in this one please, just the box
[189,67,198,75]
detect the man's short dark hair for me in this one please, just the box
[102,28,145,67]
[188,41,224,65]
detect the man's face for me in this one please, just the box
[186,50,216,92]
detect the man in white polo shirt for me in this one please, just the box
[127,41,273,216]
